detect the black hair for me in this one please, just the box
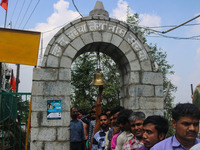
[92,105,96,109]
[110,106,124,117]
[143,115,169,136]
[78,108,87,115]
[172,103,200,121]
[103,108,111,113]
[99,113,108,119]
[117,109,133,125]
[70,107,77,112]
[89,110,96,114]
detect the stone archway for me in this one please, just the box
[30,1,164,149]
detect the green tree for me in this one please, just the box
[126,12,177,137]
[71,52,97,110]
[71,52,120,111]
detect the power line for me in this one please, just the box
[39,17,200,41]
[127,14,200,34]
[22,0,41,29]
[147,23,200,29]
[72,0,83,17]
[10,0,19,22]
[18,0,33,29]
[42,16,80,34]
[147,32,200,40]
[14,0,26,28]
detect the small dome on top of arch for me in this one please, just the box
[89,1,109,17]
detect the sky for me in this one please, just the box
[0,0,200,105]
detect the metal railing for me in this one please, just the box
[0,92,31,150]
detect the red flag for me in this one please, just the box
[9,73,16,93]
[0,0,8,11]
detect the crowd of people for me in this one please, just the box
[70,102,200,150]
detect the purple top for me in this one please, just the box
[136,145,148,150]
[150,135,200,150]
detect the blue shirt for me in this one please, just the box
[150,135,200,150]
[70,118,85,142]
[136,145,148,150]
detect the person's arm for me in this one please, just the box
[93,85,103,134]
[89,86,103,150]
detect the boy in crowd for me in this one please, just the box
[136,115,169,150]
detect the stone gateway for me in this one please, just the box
[31,1,164,149]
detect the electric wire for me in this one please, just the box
[72,0,83,17]
[14,0,26,29]
[10,0,19,22]
[40,18,200,41]
[147,32,200,40]
[42,16,80,34]
[18,0,33,29]
[22,0,41,29]
[126,14,200,34]
[147,23,200,29]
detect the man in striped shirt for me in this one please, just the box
[92,113,110,150]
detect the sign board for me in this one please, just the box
[47,100,61,120]
[0,28,41,66]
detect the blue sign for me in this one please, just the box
[47,100,61,120]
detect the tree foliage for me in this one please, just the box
[71,52,120,111]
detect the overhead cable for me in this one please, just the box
[147,23,200,29]
[14,0,26,28]
[127,14,200,34]
[147,32,200,40]
[72,0,83,17]
[23,0,41,29]
[42,16,80,34]
[162,14,200,34]
[18,0,33,29]
[10,0,19,22]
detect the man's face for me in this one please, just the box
[130,119,144,139]
[142,123,164,148]
[100,115,109,129]
[90,111,96,120]
[172,116,199,143]
[111,112,119,126]
[71,108,78,119]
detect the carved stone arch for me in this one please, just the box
[31,15,164,150]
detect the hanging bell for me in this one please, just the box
[90,68,106,86]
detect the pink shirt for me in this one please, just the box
[111,133,119,150]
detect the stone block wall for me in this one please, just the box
[31,15,164,149]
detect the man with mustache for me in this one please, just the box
[151,103,200,150]
[92,113,110,150]
[122,111,145,150]
[70,107,85,150]
[136,115,169,150]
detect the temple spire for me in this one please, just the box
[89,1,109,17]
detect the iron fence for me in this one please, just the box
[0,92,31,150]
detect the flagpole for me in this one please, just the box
[4,10,7,28]
[0,1,8,90]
